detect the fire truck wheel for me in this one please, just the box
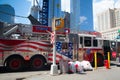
[30,56,45,70]
[92,53,104,67]
[97,54,104,66]
[6,57,24,71]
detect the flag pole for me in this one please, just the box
[50,18,58,75]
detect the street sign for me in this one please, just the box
[55,18,64,31]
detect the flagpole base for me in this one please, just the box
[50,64,58,75]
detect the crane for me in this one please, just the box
[28,0,49,26]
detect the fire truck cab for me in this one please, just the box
[68,33,104,66]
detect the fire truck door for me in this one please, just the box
[72,42,79,61]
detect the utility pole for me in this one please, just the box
[50,18,58,75]
[50,17,64,75]
[50,0,63,75]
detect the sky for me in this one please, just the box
[0,0,120,31]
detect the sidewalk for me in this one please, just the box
[22,66,118,80]
[111,57,120,66]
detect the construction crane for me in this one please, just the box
[28,0,49,26]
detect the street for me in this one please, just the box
[0,64,120,80]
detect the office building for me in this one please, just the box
[61,11,70,28]
[48,0,61,26]
[70,0,80,32]
[96,8,120,40]
[79,0,93,31]
[0,4,15,23]
[70,0,94,32]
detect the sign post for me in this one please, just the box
[50,17,64,75]
[50,18,58,75]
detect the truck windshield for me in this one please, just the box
[84,37,91,47]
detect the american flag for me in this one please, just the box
[50,32,55,44]
[48,42,73,63]
[14,41,51,52]
[0,39,51,52]
[56,42,73,60]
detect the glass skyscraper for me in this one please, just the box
[48,0,61,26]
[70,0,80,32]
[80,0,93,31]
[70,0,93,32]
[0,4,15,23]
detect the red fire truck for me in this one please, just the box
[0,23,118,71]
[0,24,73,71]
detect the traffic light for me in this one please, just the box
[55,18,64,31]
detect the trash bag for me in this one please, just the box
[68,61,76,73]
[74,61,84,73]
[80,60,93,71]
[59,59,69,74]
